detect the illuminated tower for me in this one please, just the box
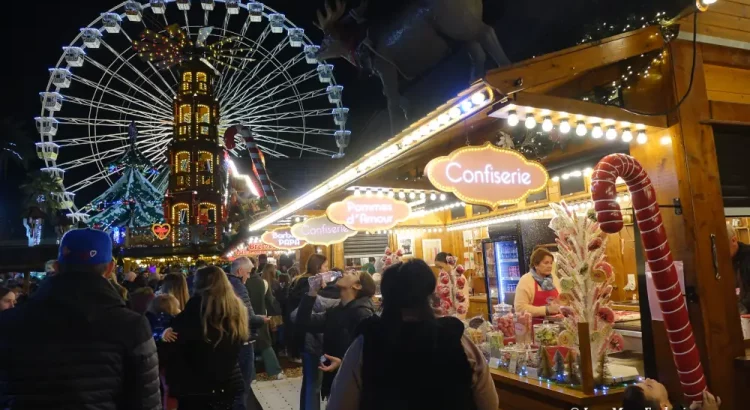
[163,60,225,243]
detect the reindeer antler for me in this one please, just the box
[315,0,347,31]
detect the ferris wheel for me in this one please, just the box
[35,0,350,219]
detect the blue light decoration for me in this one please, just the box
[111,226,125,245]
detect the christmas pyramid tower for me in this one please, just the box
[87,122,164,229]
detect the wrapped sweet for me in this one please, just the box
[437,285,451,298]
[439,275,450,285]
[514,311,533,345]
[456,275,466,289]
[456,304,467,315]
[495,313,515,338]
[466,327,485,345]
[533,321,560,346]
[456,293,466,303]
[440,299,453,312]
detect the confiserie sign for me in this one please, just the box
[291,216,357,245]
[327,196,411,231]
[425,143,548,207]
[261,228,308,250]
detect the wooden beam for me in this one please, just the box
[707,100,750,124]
[669,39,744,409]
[704,64,750,104]
[485,26,665,95]
[701,42,750,68]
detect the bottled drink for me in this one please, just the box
[308,271,343,288]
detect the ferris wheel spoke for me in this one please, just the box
[54,117,171,128]
[223,63,315,112]
[67,169,116,192]
[56,128,168,147]
[238,109,332,124]
[57,134,168,170]
[63,95,171,122]
[224,88,326,120]
[83,56,173,111]
[250,125,336,136]
[240,53,305,103]
[70,74,172,116]
[217,25,271,98]
[235,39,290,93]
[253,133,335,156]
[253,143,288,158]
[100,39,174,102]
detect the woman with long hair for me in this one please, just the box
[160,273,190,311]
[326,259,498,410]
[165,266,249,410]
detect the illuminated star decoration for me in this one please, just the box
[133,24,254,71]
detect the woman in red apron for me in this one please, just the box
[514,248,561,326]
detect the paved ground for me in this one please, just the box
[254,376,327,410]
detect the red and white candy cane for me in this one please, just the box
[591,154,707,401]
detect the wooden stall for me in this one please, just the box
[231,3,749,408]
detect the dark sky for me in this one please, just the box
[0,0,683,240]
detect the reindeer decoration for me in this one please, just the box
[315,0,511,134]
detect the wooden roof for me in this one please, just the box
[676,1,750,47]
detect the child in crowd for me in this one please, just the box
[147,294,181,410]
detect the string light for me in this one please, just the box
[636,131,648,145]
[507,110,520,127]
[605,126,618,140]
[576,121,587,137]
[591,124,604,139]
[524,114,537,129]
[542,117,554,132]
[559,119,571,134]
[621,128,633,143]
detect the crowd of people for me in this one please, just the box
[0,227,725,410]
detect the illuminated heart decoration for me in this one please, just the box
[151,223,172,240]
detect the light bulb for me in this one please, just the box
[621,128,633,143]
[420,192,426,200]
[354,189,361,196]
[471,92,486,105]
[430,193,437,200]
[576,121,587,137]
[376,190,383,197]
[606,126,617,140]
[571,170,582,177]
[524,114,537,129]
[449,107,462,119]
[409,192,416,199]
[398,191,405,199]
[592,124,604,139]
[636,131,648,145]
[559,119,571,134]
[542,117,553,132]
[507,110,519,127]
[562,173,570,180]
[365,190,372,197]
[440,193,446,201]
[460,100,473,112]
[552,176,560,182]
[388,191,395,197]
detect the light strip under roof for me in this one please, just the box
[247,83,495,232]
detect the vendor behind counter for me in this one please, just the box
[514,248,561,323]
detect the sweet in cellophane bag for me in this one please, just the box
[433,255,470,319]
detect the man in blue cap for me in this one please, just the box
[0,228,161,409]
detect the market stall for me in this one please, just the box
[224,3,750,408]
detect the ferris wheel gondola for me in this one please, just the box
[37,0,351,220]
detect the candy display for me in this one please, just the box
[514,311,533,345]
[548,200,626,385]
[433,259,469,319]
[533,321,560,346]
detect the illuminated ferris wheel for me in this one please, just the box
[35,0,350,219]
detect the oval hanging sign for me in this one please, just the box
[291,216,357,245]
[327,195,411,231]
[425,143,548,207]
[261,228,307,250]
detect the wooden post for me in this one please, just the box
[578,322,595,395]
[667,39,744,408]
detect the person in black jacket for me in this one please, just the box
[728,224,750,314]
[295,267,376,401]
[164,266,250,410]
[0,228,161,410]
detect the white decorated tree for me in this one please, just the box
[548,201,624,384]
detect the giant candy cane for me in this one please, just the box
[591,154,707,401]
[223,125,279,209]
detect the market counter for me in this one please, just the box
[491,369,624,410]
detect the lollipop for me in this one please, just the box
[437,285,451,298]
[455,265,465,274]
[456,275,466,289]
[439,275,450,285]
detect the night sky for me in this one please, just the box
[1,0,682,241]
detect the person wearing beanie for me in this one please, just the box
[326,259,498,410]
[0,228,161,410]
